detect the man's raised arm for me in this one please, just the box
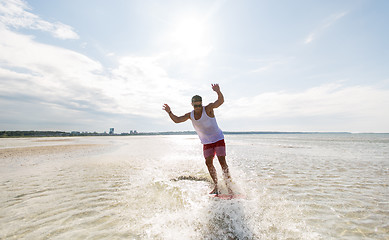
[210,84,224,109]
[162,104,190,123]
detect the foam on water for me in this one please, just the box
[1,134,388,239]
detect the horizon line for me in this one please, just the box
[2,130,389,135]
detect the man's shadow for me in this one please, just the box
[204,196,256,240]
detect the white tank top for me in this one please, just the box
[190,107,224,144]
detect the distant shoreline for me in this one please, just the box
[1,130,388,138]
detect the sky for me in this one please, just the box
[0,0,388,133]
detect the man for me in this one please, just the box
[162,84,232,195]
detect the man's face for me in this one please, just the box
[192,101,202,109]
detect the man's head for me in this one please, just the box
[192,95,202,109]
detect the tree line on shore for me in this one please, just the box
[1,130,352,138]
[0,131,136,137]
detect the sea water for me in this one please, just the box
[0,134,388,239]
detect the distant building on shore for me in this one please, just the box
[130,130,138,135]
[109,128,114,135]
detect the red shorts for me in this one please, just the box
[203,139,226,159]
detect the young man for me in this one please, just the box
[162,84,232,194]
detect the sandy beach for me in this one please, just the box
[0,143,103,159]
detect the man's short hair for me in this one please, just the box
[192,95,202,103]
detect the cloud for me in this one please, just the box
[222,83,389,132]
[0,21,194,131]
[108,55,193,117]
[304,33,315,44]
[305,11,348,44]
[0,23,115,128]
[250,57,295,73]
[0,23,103,95]
[0,0,79,39]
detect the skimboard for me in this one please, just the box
[213,194,246,200]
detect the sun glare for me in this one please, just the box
[168,16,212,59]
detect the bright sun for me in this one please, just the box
[168,16,212,59]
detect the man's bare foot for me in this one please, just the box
[209,187,219,195]
[227,187,234,195]
[225,179,234,195]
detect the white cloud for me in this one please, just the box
[304,11,348,44]
[251,57,294,73]
[0,21,194,131]
[0,23,101,88]
[107,55,193,117]
[222,83,389,132]
[304,33,315,44]
[51,22,79,40]
[0,0,79,39]
[0,22,114,119]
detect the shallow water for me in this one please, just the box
[0,134,388,239]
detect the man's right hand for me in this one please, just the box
[162,104,171,113]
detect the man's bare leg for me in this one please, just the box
[217,156,233,195]
[205,156,219,194]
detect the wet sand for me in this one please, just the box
[0,144,104,159]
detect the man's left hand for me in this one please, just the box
[211,84,220,92]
